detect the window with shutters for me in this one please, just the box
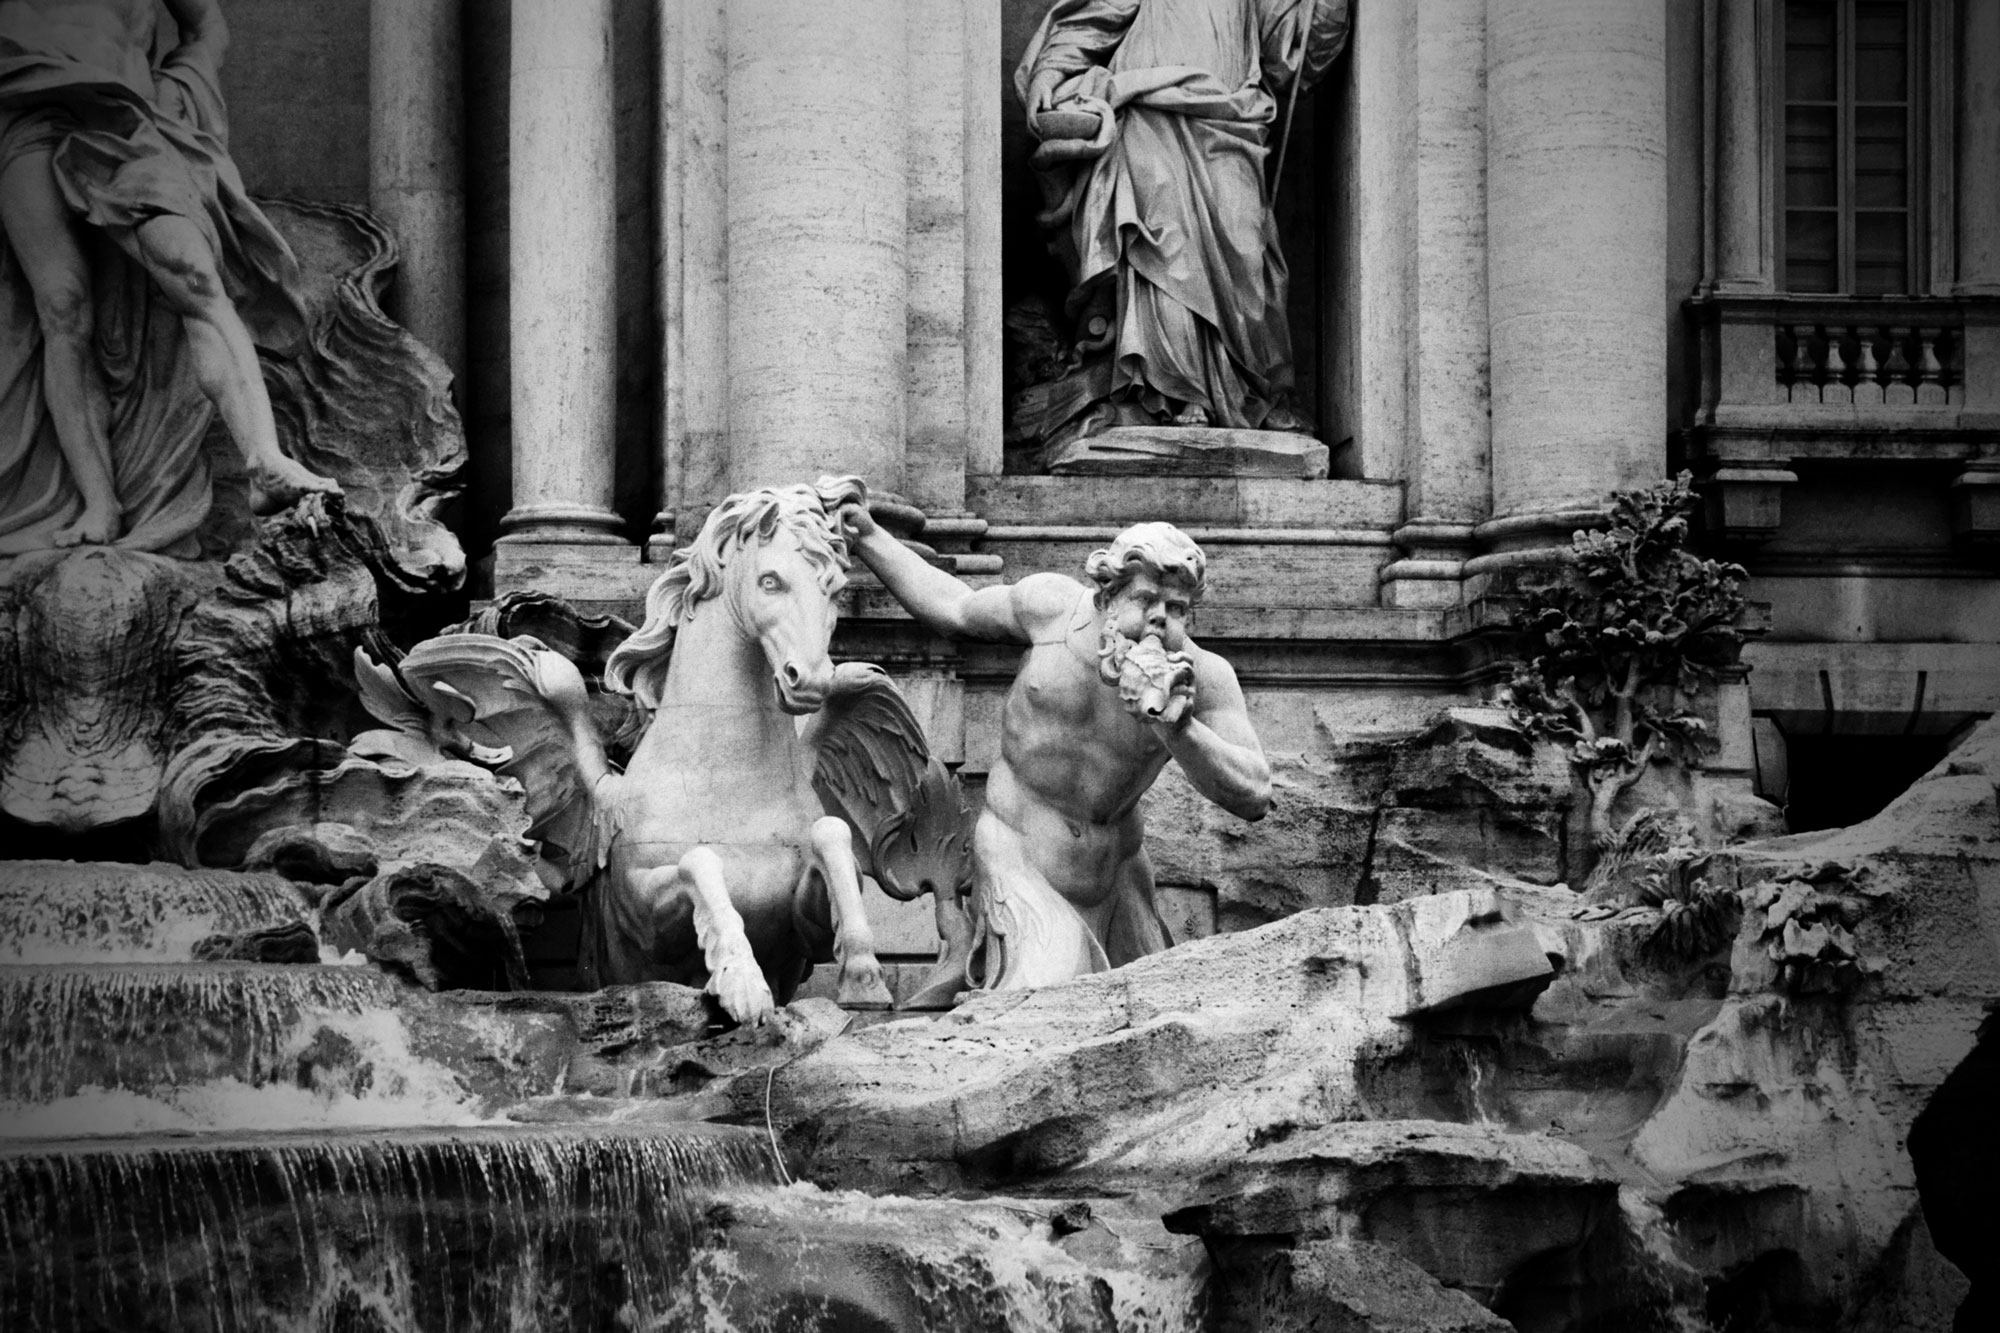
[1780,0,1923,295]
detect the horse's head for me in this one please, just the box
[725,508,846,713]
[605,476,865,714]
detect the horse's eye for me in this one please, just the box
[760,573,784,593]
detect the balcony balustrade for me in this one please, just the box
[1685,293,2000,546]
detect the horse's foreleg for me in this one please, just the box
[640,849,774,1025]
[807,816,894,1008]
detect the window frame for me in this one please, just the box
[1772,0,1938,296]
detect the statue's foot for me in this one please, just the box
[52,503,121,547]
[1171,403,1210,427]
[835,956,895,1009]
[707,953,776,1027]
[247,453,342,517]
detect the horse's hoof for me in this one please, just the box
[710,961,776,1026]
[836,962,895,1010]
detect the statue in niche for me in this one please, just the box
[1011,0,1349,476]
[0,0,338,558]
[845,504,1271,990]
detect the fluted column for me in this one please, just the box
[500,0,623,544]
[1712,0,1773,292]
[725,0,908,494]
[369,0,465,381]
[1478,0,1666,562]
[1382,0,1490,608]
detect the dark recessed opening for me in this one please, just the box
[1779,733,1952,834]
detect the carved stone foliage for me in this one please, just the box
[0,201,466,856]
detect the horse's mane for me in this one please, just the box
[604,475,866,709]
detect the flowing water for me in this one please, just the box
[0,1125,781,1332]
[0,862,311,966]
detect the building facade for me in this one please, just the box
[226,0,2000,846]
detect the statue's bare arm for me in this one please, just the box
[1156,649,1272,821]
[843,507,1074,645]
[162,0,228,70]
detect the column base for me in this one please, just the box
[1379,521,1478,609]
[497,503,629,546]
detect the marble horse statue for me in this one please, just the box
[355,476,970,1023]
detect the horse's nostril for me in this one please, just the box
[781,662,802,686]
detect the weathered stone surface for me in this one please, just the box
[1396,889,1555,1017]
[1144,702,1576,931]
[1211,1239,1512,1333]
[1173,1122,1617,1307]
[758,889,1573,1198]
[683,1190,1208,1333]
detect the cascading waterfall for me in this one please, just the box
[0,863,311,965]
[0,1124,781,1332]
[0,964,398,1103]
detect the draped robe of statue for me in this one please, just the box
[1016,0,1347,432]
[0,9,304,557]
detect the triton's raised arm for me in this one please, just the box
[840,503,1074,645]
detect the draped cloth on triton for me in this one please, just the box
[1016,0,1347,434]
[0,13,305,557]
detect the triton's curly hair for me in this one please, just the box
[1083,521,1207,609]
[604,475,866,708]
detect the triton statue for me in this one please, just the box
[844,504,1272,989]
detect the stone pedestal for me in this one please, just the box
[1045,428,1330,479]
[500,0,624,546]
[1477,0,1666,567]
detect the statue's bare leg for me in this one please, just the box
[1100,845,1174,968]
[132,213,339,515]
[806,815,893,1008]
[0,150,121,546]
[638,849,773,1025]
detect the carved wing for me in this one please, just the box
[802,663,971,903]
[353,633,616,883]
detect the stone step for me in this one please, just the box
[0,963,570,1133]
[1,1122,779,1332]
[0,860,314,965]
[967,474,1407,530]
[976,532,1394,611]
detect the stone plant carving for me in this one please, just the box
[1010,0,1348,469]
[0,0,340,557]
[356,478,971,1024]
[1742,862,1888,995]
[844,509,1272,991]
[1505,472,1749,848]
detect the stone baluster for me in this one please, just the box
[1916,329,1946,405]
[1851,327,1881,405]
[1883,326,1914,405]
[499,0,624,546]
[1789,323,1817,403]
[1819,327,1850,404]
